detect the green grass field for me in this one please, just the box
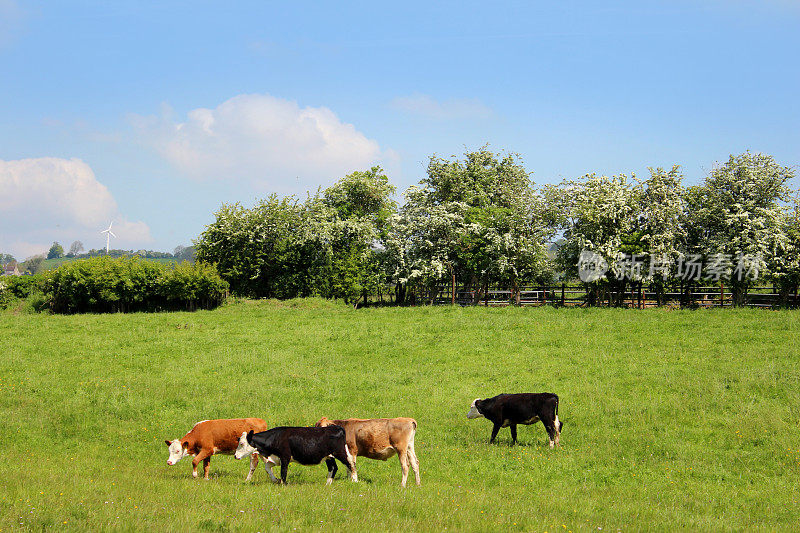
[1,300,798,531]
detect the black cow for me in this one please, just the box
[466,393,563,448]
[234,426,357,485]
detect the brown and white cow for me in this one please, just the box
[164,418,268,480]
[315,417,420,487]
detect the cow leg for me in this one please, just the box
[345,445,358,482]
[279,458,290,485]
[407,441,421,486]
[333,447,357,482]
[398,449,410,488]
[245,453,258,482]
[544,422,556,449]
[489,423,501,444]
[202,456,212,480]
[510,424,518,446]
[263,458,280,484]
[191,450,211,479]
[325,458,338,486]
[555,415,562,446]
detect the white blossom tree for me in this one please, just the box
[637,166,686,304]
[689,152,794,305]
[553,173,639,305]
[386,147,552,304]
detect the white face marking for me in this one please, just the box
[466,398,484,419]
[166,439,188,465]
[234,432,258,460]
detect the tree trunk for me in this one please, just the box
[395,282,406,305]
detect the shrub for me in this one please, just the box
[21,291,49,314]
[0,280,12,309]
[3,274,46,298]
[44,257,228,314]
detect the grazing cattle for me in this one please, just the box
[315,417,421,487]
[164,418,268,480]
[234,426,357,485]
[467,393,563,448]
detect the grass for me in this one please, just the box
[1,299,798,531]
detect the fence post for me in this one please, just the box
[451,273,455,305]
[561,283,566,306]
[638,283,643,309]
[484,282,489,307]
[542,285,547,306]
[720,282,724,307]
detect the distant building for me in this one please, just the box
[2,263,20,276]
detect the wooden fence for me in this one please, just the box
[414,283,800,309]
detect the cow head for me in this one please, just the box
[315,417,332,427]
[234,431,258,460]
[165,439,189,465]
[466,398,484,419]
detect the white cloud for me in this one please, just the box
[390,94,494,120]
[131,93,391,193]
[0,157,151,259]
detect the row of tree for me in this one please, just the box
[195,148,797,306]
[44,242,196,261]
[1,245,197,275]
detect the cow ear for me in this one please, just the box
[165,440,171,447]
[247,430,254,442]
[182,441,189,450]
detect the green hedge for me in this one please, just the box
[0,274,46,310]
[1,274,45,298]
[43,257,228,314]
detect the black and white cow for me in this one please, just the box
[467,393,563,448]
[234,426,357,485]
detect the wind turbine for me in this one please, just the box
[101,221,116,254]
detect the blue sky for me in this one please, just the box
[1,0,798,258]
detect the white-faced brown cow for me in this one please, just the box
[467,393,563,448]
[315,417,420,487]
[164,418,268,480]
